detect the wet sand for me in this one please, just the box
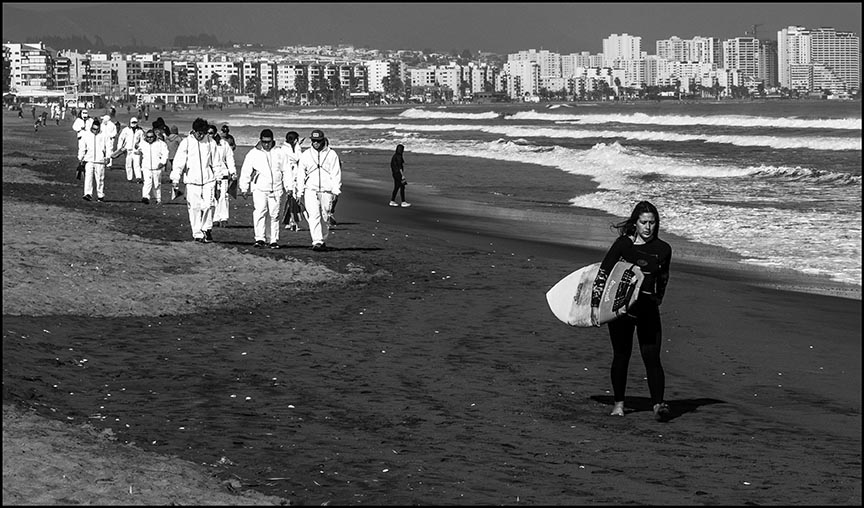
[2,110,861,505]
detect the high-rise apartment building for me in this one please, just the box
[778,25,860,93]
[508,49,562,79]
[3,42,54,91]
[689,36,722,65]
[809,27,859,93]
[722,37,760,85]
[503,59,540,99]
[602,33,642,68]
[656,36,687,63]
[777,25,811,89]
[366,60,403,93]
[756,40,779,88]
[561,52,593,77]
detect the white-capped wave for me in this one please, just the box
[217,117,861,151]
[399,107,502,120]
[477,125,862,151]
[507,110,862,130]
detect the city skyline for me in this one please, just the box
[3,2,862,54]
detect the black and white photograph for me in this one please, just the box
[2,2,861,505]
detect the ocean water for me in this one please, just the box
[215,101,862,289]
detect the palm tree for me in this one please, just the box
[210,71,221,93]
[245,76,261,100]
[328,74,342,106]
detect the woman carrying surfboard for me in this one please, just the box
[591,201,672,422]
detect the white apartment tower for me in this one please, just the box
[657,36,721,65]
[561,52,593,77]
[366,60,401,93]
[508,49,562,79]
[722,37,760,85]
[503,59,540,99]
[689,37,722,65]
[777,26,811,89]
[656,36,687,63]
[4,42,54,92]
[778,25,859,93]
[602,33,642,68]
[809,27,859,93]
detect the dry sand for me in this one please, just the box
[2,108,861,505]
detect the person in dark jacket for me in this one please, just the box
[388,144,410,207]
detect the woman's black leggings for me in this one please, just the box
[391,177,406,202]
[607,297,665,405]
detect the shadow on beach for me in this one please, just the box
[590,395,726,421]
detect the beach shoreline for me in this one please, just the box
[3,110,860,505]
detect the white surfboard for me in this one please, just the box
[546,261,645,327]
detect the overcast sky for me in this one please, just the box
[4,2,861,53]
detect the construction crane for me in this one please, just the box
[749,23,764,39]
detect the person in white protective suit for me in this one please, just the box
[113,116,144,183]
[138,129,169,205]
[239,129,290,249]
[296,129,342,251]
[170,117,220,243]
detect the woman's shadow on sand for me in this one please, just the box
[590,395,725,422]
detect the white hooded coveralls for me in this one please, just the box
[116,126,144,180]
[296,145,342,246]
[139,139,169,203]
[239,143,290,244]
[213,140,237,223]
[170,134,219,239]
[77,130,111,199]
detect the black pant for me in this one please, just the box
[607,296,664,405]
[283,193,302,224]
[391,176,405,202]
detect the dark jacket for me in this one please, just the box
[390,144,404,179]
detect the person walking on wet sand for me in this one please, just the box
[296,129,342,251]
[114,116,144,183]
[239,129,289,249]
[210,124,237,227]
[170,118,219,243]
[139,129,169,205]
[591,200,672,421]
[279,130,304,231]
[164,125,182,178]
[77,117,112,202]
[388,143,410,207]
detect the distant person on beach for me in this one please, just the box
[170,117,220,243]
[220,125,236,151]
[239,129,289,249]
[114,117,144,183]
[164,125,182,178]
[279,130,304,231]
[296,129,342,251]
[591,200,672,422]
[77,116,112,202]
[210,124,237,228]
[388,143,410,207]
[138,129,169,205]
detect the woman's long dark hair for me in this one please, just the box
[612,200,660,238]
